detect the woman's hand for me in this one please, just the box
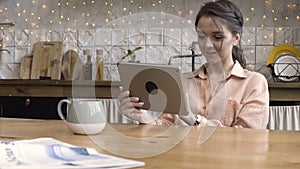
[177,93,219,127]
[118,86,155,124]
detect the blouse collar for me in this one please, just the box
[185,61,247,80]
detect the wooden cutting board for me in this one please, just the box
[30,41,63,80]
[61,50,83,80]
[20,54,33,79]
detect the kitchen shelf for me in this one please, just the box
[0,80,299,101]
[268,82,300,102]
[0,79,120,98]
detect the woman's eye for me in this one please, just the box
[212,35,224,41]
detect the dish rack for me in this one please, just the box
[267,62,300,82]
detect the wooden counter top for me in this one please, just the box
[268,82,300,102]
[0,80,299,101]
[0,79,120,98]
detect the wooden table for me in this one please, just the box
[0,118,299,169]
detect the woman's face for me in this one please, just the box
[196,16,240,66]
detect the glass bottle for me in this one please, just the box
[83,49,92,80]
[95,49,104,80]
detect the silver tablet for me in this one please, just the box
[117,62,189,116]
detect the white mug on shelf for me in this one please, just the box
[57,98,107,135]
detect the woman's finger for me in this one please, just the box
[118,90,130,100]
[120,98,144,110]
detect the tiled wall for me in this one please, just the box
[0,0,299,81]
[1,26,300,81]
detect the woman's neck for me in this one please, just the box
[222,58,235,78]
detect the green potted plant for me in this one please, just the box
[120,46,142,63]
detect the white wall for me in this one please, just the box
[0,0,299,80]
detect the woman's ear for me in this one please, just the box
[233,32,241,46]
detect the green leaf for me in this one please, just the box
[127,49,133,56]
[133,46,142,52]
[119,46,143,62]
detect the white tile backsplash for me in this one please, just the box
[94,28,112,46]
[51,30,64,42]
[112,29,128,46]
[275,27,294,45]
[255,46,274,65]
[14,64,21,79]
[14,29,31,47]
[242,27,256,46]
[1,26,300,80]
[14,47,29,63]
[63,30,78,48]
[181,45,193,56]
[294,27,300,45]
[110,64,120,81]
[145,46,180,64]
[243,46,256,64]
[164,28,182,46]
[45,30,52,42]
[103,65,110,80]
[256,27,274,45]
[0,47,14,64]
[31,29,46,43]
[111,46,128,63]
[2,29,15,47]
[128,29,146,46]
[0,64,19,79]
[78,30,94,47]
[182,28,197,46]
[0,0,299,80]
[146,28,163,46]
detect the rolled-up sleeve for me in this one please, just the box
[232,73,269,129]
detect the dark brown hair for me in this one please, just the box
[195,0,246,68]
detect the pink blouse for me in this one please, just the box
[158,61,269,129]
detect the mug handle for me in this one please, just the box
[57,99,71,121]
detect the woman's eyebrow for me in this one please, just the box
[212,31,223,34]
[196,28,223,34]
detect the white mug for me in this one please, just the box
[57,98,107,135]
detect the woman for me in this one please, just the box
[118,0,269,129]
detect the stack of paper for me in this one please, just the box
[0,138,145,169]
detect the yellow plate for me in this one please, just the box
[267,44,300,65]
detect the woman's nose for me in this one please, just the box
[203,38,214,48]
